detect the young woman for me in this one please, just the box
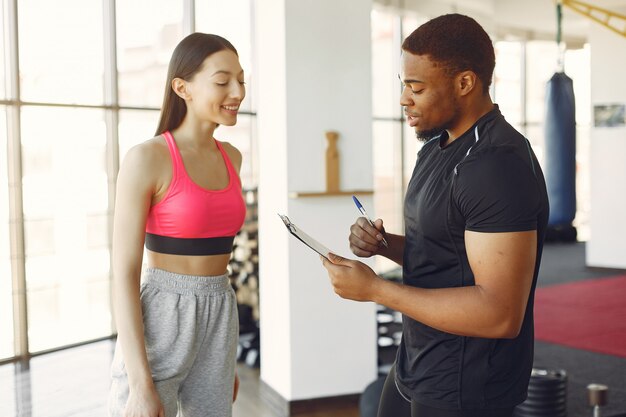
[109,33,246,417]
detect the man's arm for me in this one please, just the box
[380,233,405,265]
[324,229,537,339]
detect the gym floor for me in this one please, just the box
[533,242,626,417]
[0,242,623,417]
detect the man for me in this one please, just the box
[321,13,549,417]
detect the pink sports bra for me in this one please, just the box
[145,131,246,255]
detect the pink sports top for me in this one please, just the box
[145,131,246,255]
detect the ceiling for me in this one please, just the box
[374,0,626,45]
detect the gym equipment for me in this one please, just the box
[376,269,403,372]
[513,368,567,417]
[544,71,577,242]
[544,1,577,242]
[231,188,261,368]
[587,383,608,417]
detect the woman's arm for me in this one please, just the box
[112,144,165,416]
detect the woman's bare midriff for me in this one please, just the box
[147,250,232,277]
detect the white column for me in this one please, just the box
[256,0,378,402]
[586,16,626,269]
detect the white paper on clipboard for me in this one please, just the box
[278,213,332,260]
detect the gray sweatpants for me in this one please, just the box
[109,268,239,417]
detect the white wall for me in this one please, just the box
[256,0,292,398]
[586,17,626,268]
[257,0,378,402]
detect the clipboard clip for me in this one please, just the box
[278,213,297,234]
[277,213,333,260]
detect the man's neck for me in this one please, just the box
[444,98,494,146]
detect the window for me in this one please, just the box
[0,107,13,360]
[195,0,255,113]
[371,9,427,274]
[372,10,398,120]
[0,3,6,100]
[116,0,184,108]
[21,107,110,352]
[1,0,256,360]
[118,109,161,164]
[371,9,401,274]
[18,0,104,105]
[195,0,257,186]
[494,41,523,128]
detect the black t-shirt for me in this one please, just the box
[395,106,549,410]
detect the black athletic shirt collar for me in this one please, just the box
[438,104,501,151]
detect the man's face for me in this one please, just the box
[400,52,461,141]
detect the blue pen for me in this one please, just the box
[352,195,388,248]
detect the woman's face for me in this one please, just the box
[184,49,246,126]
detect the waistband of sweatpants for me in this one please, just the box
[142,267,231,295]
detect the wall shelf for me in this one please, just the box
[289,190,373,198]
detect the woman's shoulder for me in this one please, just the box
[123,135,170,166]
[216,140,242,166]
[117,135,170,172]
[216,139,241,154]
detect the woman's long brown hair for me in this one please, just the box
[155,33,238,136]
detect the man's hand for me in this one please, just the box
[349,217,386,257]
[321,253,382,302]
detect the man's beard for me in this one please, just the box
[415,127,445,142]
[414,102,461,142]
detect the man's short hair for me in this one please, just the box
[402,13,495,93]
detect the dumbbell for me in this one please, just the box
[587,384,608,417]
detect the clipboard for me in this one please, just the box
[278,213,332,260]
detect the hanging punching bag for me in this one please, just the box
[544,72,577,242]
[544,2,577,242]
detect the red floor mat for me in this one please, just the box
[534,275,626,358]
